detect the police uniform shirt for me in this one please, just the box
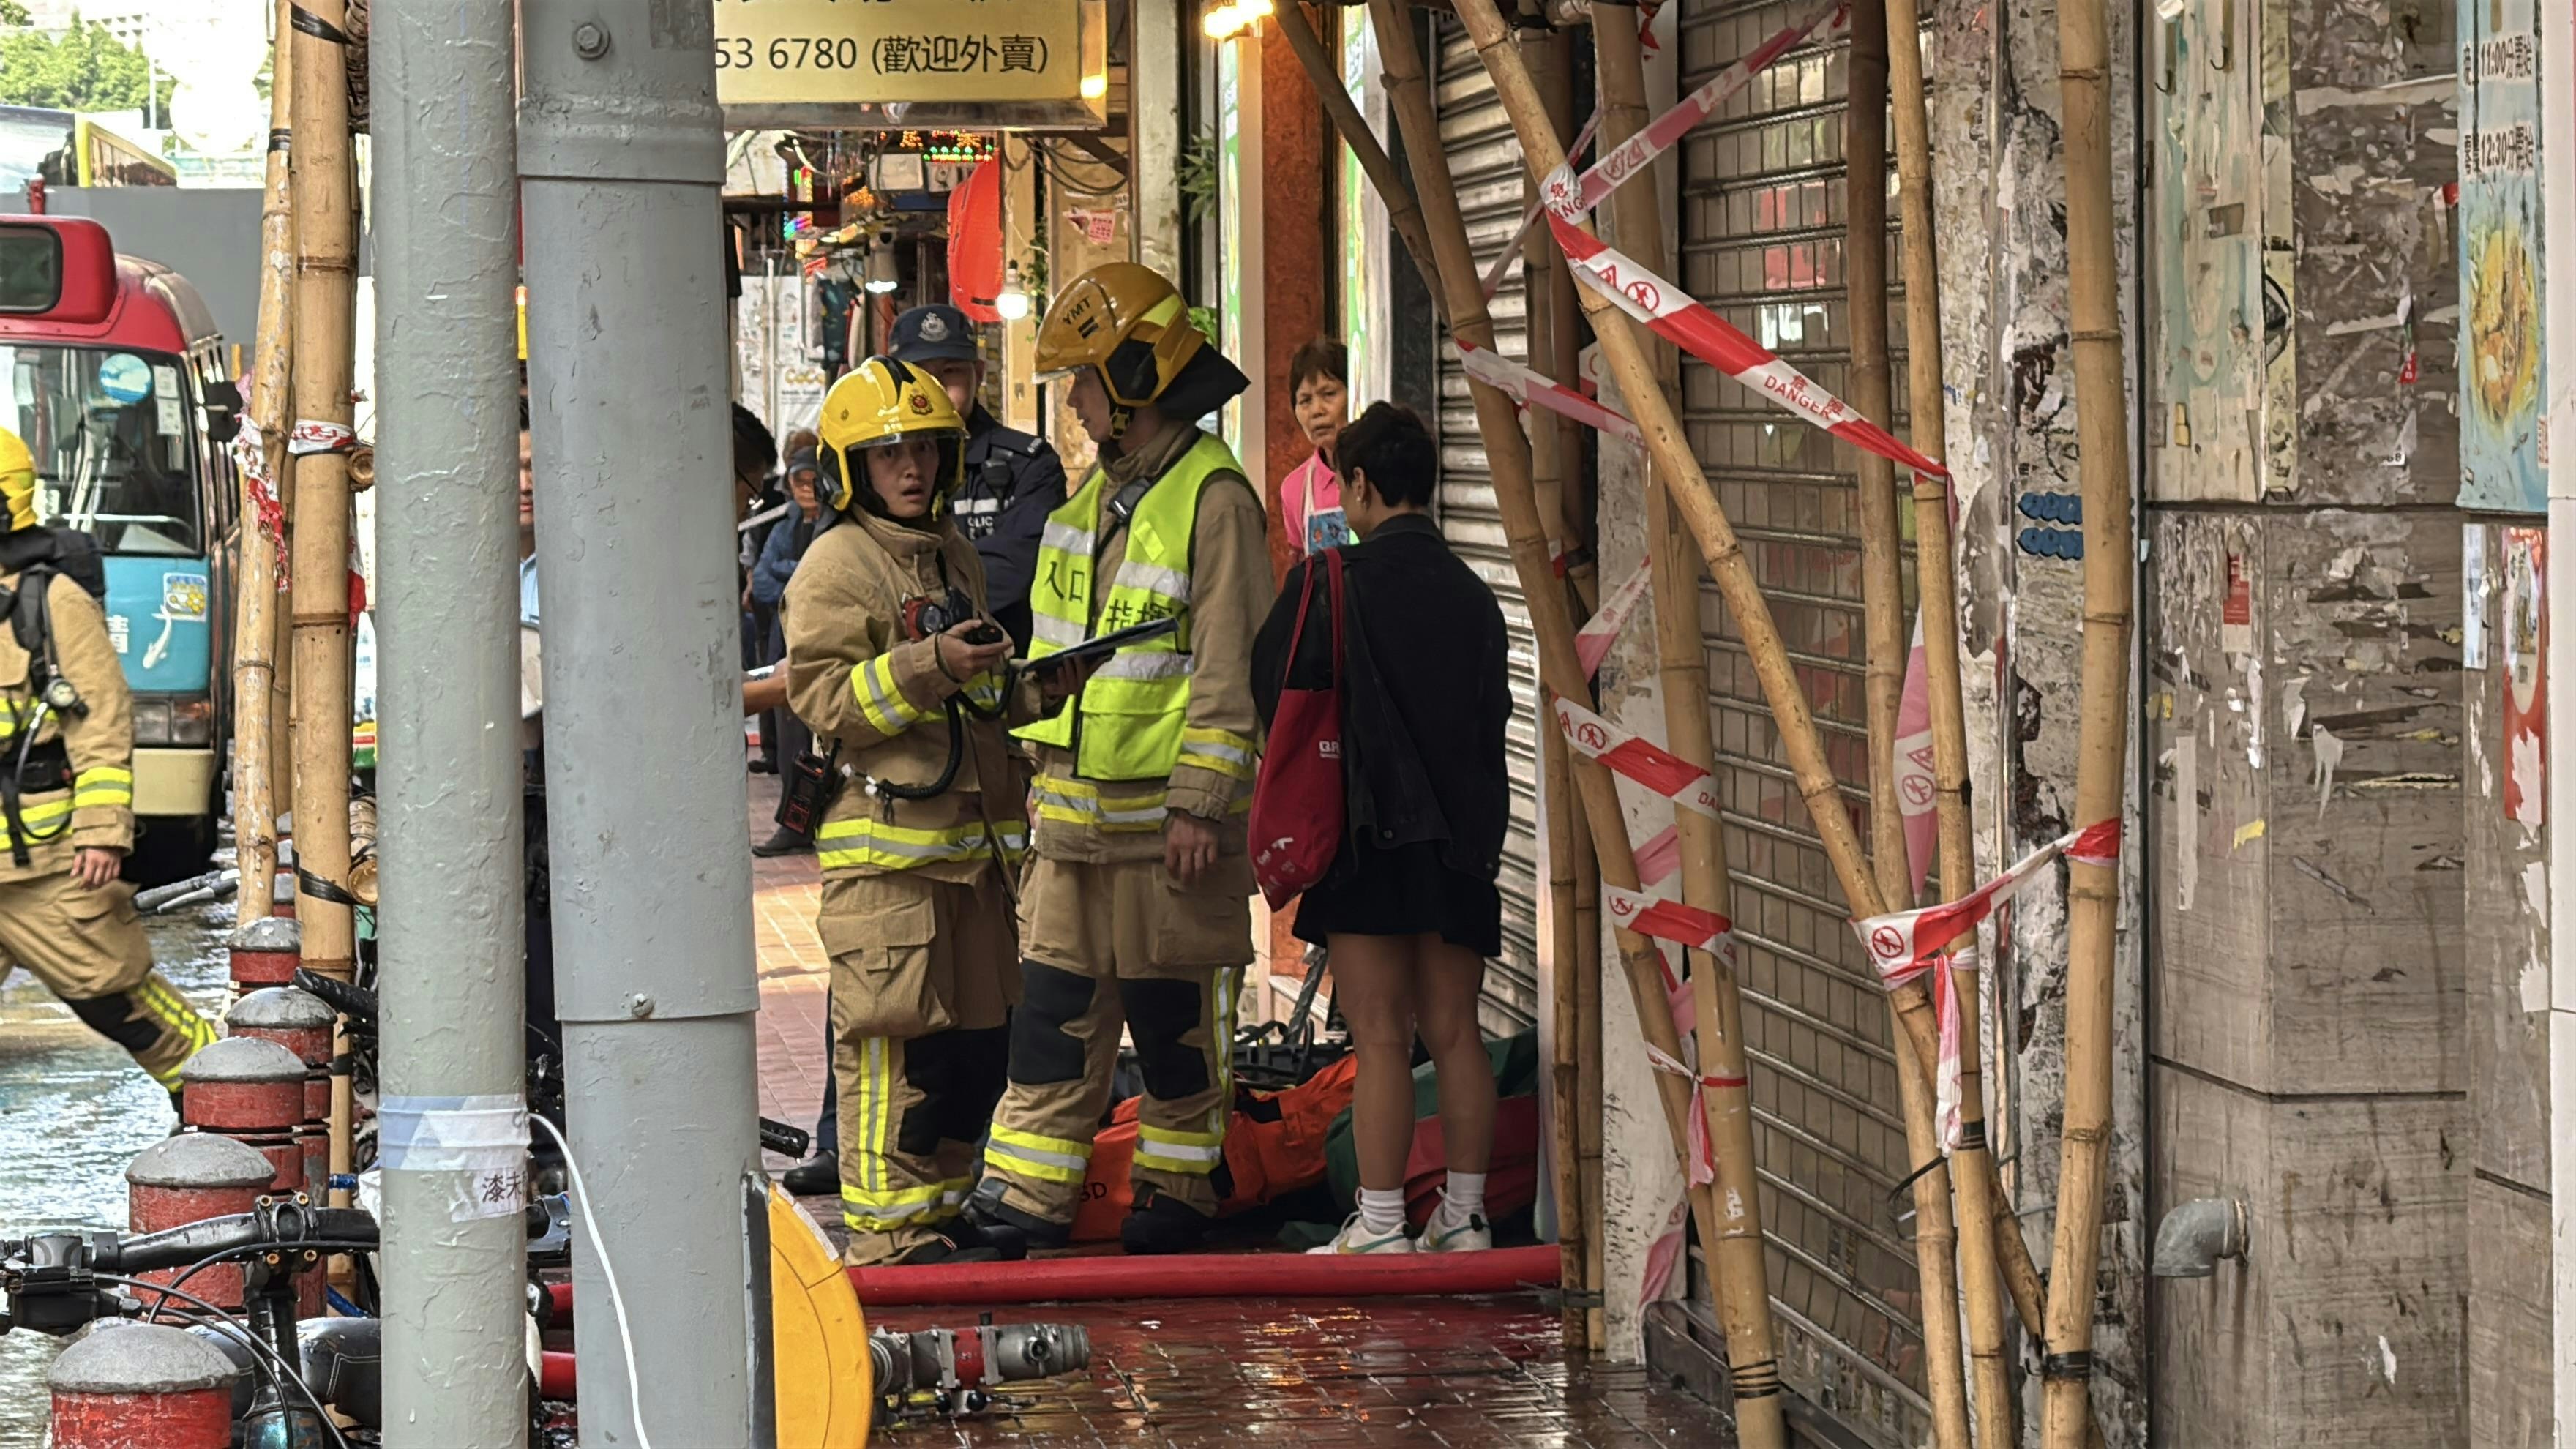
[953,405,1065,653]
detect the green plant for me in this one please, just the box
[1176,130,1219,225]
[1188,304,1220,345]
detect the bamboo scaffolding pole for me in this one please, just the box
[1882,0,2017,1429]
[1445,0,2075,1368]
[1521,22,1592,1351]
[1846,3,1972,1441]
[288,0,360,1196]
[2036,0,2138,1427]
[1277,3,1446,322]
[1575,777,1604,1351]
[1592,12,1788,1438]
[233,0,294,932]
[1360,0,1732,1286]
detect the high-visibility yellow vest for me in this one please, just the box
[1016,431,1240,782]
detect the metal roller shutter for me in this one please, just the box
[1674,1,1928,1442]
[1430,15,1541,1030]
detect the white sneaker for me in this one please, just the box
[1307,1212,1416,1255]
[1420,1207,1492,1253]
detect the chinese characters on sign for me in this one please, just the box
[714,0,1101,124]
[2452,0,2547,512]
[871,34,1050,74]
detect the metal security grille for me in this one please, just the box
[1674,1,1928,1442]
[1430,15,1541,1029]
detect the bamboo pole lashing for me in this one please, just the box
[1360,0,1735,1287]
[1844,2,1972,1441]
[288,0,361,1202]
[1592,12,1790,1439]
[1442,0,2070,1355]
[1881,0,2019,1428]
[2036,0,2139,1425]
[233,0,295,932]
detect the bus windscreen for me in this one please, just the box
[0,343,201,555]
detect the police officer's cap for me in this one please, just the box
[888,304,981,365]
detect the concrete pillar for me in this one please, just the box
[518,0,768,1441]
[1128,0,1185,280]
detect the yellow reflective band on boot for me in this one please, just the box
[1135,1123,1226,1176]
[1176,727,1257,781]
[815,817,1027,872]
[852,653,937,737]
[73,766,133,809]
[985,1126,1093,1184]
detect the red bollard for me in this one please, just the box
[225,986,337,1123]
[228,916,302,989]
[125,1134,274,1310]
[48,1322,240,1449]
[179,1037,310,1193]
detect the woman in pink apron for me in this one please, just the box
[1280,339,1351,555]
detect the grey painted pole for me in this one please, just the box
[371,2,530,1445]
[518,4,768,1444]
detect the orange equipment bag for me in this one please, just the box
[1070,1055,1358,1242]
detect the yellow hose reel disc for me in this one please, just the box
[769,1183,873,1446]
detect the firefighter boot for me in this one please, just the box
[964,1176,1070,1252]
[1120,1185,1217,1256]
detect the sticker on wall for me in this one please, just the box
[2222,550,2253,656]
[2461,522,2488,670]
[2499,526,2545,827]
[2453,0,2546,512]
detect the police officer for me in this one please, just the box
[886,304,1066,654]
[963,263,1268,1256]
[786,356,1077,1266]
[0,427,217,1101]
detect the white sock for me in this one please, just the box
[1357,1186,1407,1235]
[1441,1172,1487,1224]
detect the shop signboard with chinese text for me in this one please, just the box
[715,0,1109,130]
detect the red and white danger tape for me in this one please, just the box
[1547,216,1949,479]
[288,419,357,456]
[1853,818,2119,1149]
[1541,1,1851,227]
[1575,564,1653,680]
[1457,341,1644,448]
[1553,697,1720,819]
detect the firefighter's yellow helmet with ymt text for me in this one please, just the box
[0,427,38,533]
[1033,262,1204,433]
[815,356,969,517]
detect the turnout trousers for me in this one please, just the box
[981,853,1252,1224]
[825,867,1016,1265]
[0,873,214,1089]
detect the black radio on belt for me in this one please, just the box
[776,740,841,836]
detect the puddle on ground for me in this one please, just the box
[0,905,230,1445]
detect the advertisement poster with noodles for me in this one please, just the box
[2455,0,2546,512]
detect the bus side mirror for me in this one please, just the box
[203,378,243,444]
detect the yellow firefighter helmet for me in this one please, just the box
[0,427,38,533]
[815,356,968,517]
[1033,261,1205,438]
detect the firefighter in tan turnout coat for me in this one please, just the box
[0,427,216,1098]
[785,357,1072,1266]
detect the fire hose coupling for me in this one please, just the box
[869,1322,1094,1410]
[375,1094,533,1226]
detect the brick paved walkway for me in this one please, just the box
[741,774,1737,1448]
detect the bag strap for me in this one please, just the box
[1276,548,1325,694]
[1322,546,1347,678]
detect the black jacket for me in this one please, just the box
[954,405,1066,653]
[1251,514,1510,880]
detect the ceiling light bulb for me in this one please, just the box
[995,261,1031,321]
[864,238,899,295]
[1240,0,1276,17]
[1079,72,1109,99]
[1200,4,1239,39]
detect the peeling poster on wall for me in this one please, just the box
[2455,0,2547,512]
[2501,527,2546,825]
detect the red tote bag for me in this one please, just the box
[1249,548,1348,908]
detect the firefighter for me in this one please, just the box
[785,356,1069,1266]
[963,262,1268,1257]
[886,303,1066,654]
[0,427,216,1101]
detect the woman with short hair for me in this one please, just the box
[1251,402,1512,1255]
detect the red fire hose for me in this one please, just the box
[546,1244,1558,1324]
[850,1243,1560,1306]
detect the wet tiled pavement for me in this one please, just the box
[866,1298,1736,1448]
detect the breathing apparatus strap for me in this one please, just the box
[0,756,23,868]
